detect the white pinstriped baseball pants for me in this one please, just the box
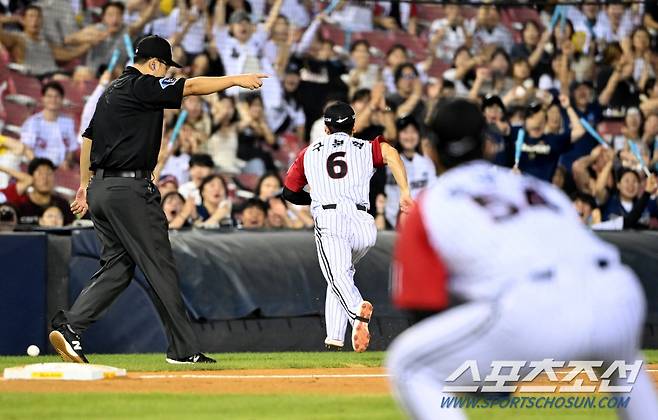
[386,264,658,420]
[313,204,377,344]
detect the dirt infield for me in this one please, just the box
[2,366,658,395]
[0,368,391,395]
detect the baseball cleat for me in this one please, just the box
[49,324,89,364]
[324,338,344,351]
[165,353,216,364]
[352,301,373,353]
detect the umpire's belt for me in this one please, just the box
[322,204,367,212]
[96,169,152,179]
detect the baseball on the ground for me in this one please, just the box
[26,345,40,357]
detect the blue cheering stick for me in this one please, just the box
[324,0,341,14]
[168,110,188,150]
[629,140,651,177]
[549,5,562,30]
[514,128,525,168]
[123,34,134,65]
[579,118,609,148]
[107,48,120,73]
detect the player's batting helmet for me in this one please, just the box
[324,102,356,134]
[427,98,486,169]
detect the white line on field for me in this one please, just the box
[138,374,390,380]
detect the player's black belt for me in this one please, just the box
[322,204,367,212]
[96,169,152,179]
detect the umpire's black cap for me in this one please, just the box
[135,35,182,68]
[324,101,356,133]
[428,98,486,169]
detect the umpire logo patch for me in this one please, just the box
[159,77,177,89]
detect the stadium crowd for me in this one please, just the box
[1,0,658,232]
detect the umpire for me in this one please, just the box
[50,35,267,364]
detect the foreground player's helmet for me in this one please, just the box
[324,101,356,134]
[427,98,486,169]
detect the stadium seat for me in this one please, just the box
[598,120,624,136]
[8,71,42,98]
[234,173,260,191]
[2,101,33,130]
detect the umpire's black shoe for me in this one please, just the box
[49,324,89,364]
[165,353,216,364]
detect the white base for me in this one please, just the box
[3,363,127,381]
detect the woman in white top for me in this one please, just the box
[203,94,242,173]
[382,116,436,228]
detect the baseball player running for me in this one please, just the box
[386,99,658,420]
[283,102,412,352]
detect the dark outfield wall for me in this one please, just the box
[1,229,657,354]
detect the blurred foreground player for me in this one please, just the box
[283,102,412,352]
[49,35,267,364]
[386,99,658,419]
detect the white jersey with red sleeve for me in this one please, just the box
[393,160,620,308]
[285,132,385,210]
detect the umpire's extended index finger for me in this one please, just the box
[255,73,270,79]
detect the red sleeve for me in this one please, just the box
[392,199,449,311]
[284,146,308,192]
[372,135,385,168]
[1,183,24,205]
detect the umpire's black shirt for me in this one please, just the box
[83,66,185,171]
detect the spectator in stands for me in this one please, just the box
[178,153,214,205]
[239,197,267,229]
[161,124,201,185]
[16,158,73,225]
[383,116,436,228]
[387,63,426,126]
[162,191,195,229]
[593,3,633,45]
[65,0,159,73]
[266,195,299,228]
[510,95,585,182]
[601,169,656,228]
[429,2,475,62]
[641,78,658,116]
[20,81,78,169]
[572,145,615,204]
[0,135,30,188]
[212,0,282,103]
[255,171,312,228]
[442,45,480,97]
[382,44,429,95]
[472,4,513,54]
[254,171,283,201]
[572,191,602,226]
[344,40,380,98]
[0,204,17,232]
[205,95,241,173]
[264,11,323,77]
[353,85,396,141]
[616,108,649,166]
[501,58,536,107]
[629,27,654,86]
[511,21,552,81]
[0,5,94,77]
[196,174,232,227]
[183,96,212,140]
[157,174,179,197]
[38,205,63,227]
[470,48,513,101]
[267,60,306,139]
[560,67,621,171]
[566,3,600,54]
[0,163,32,205]
[39,0,78,46]
[236,94,276,175]
[481,94,512,167]
[329,1,374,33]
